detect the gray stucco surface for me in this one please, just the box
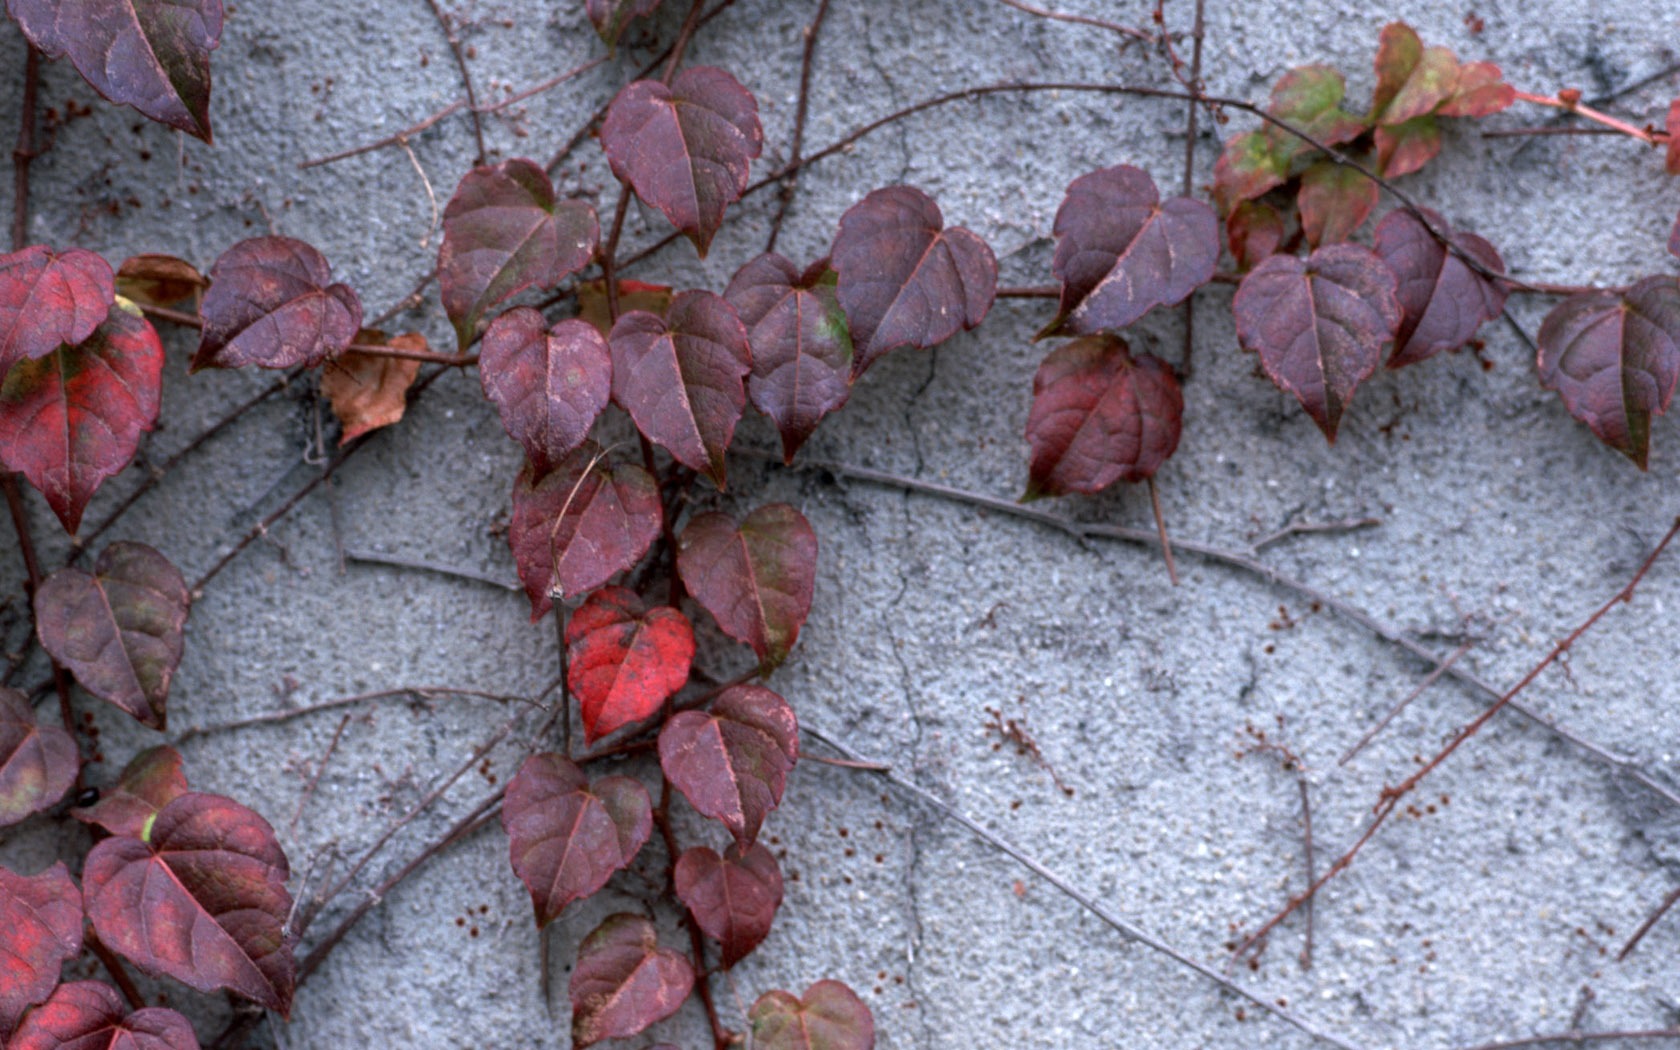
[4,1,1680,1048]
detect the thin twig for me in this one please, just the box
[175,684,534,742]
[765,0,832,253]
[996,0,1152,41]
[1146,476,1179,585]
[1177,0,1205,375]
[3,476,76,743]
[1617,882,1680,961]
[289,713,352,837]
[11,44,39,252]
[424,0,486,164]
[1339,641,1473,766]
[343,548,518,591]
[87,934,146,1010]
[662,0,708,86]
[1251,515,1382,553]
[1297,776,1315,970]
[1512,89,1666,146]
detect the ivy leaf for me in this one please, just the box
[1226,201,1286,271]
[676,504,816,669]
[1211,130,1290,214]
[831,186,997,376]
[7,981,200,1050]
[192,237,362,372]
[577,278,673,339]
[1667,100,1680,176]
[6,0,224,141]
[658,684,798,847]
[1438,61,1514,117]
[507,442,662,620]
[501,753,652,928]
[0,299,163,534]
[114,254,206,309]
[481,310,611,477]
[73,745,189,839]
[84,791,295,1015]
[0,245,114,373]
[34,541,190,730]
[0,862,83,1040]
[1371,25,1458,124]
[1372,208,1507,368]
[320,331,424,445]
[566,587,695,743]
[599,67,763,257]
[0,687,78,828]
[438,159,599,349]
[570,913,694,1048]
[724,254,853,462]
[1023,336,1182,500]
[609,290,751,488]
[1374,116,1442,178]
[586,0,661,50]
[1232,244,1401,442]
[748,981,876,1050]
[1298,161,1378,246]
[1041,165,1218,338]
[673,842,782,968]
[1268,66,1368,156]
[1536,277,1680,469]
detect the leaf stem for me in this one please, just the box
[1146,476,1178,586]
[11,44,39,252]
[1512,88,1666,146]
[764,0,832,253]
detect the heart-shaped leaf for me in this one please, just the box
[724,254,853,462]
[502,753,652,927]
[437,159,599,349]
[1232,244,1401,442]
[570,913,694,1048]
[35,542,190,729]
[831,186,997,376]
[1042,165,1218,337]
[1372,22,1512,125]
[600,67,763,257]
[1373,208,1507,368]
[0,862,83,1039]
[1024,335,1183,500]
[1226,202,1286,272]
[565,587,695,743]
[73,745,189,839]
[481,310,611,478]
[586,0,661,50]
[0,299,164,534]
[748,980,876,1050]
[114,254,206,309]
[673,842,782,967]
[7,981,200,1050]
[84,791,295,1015]
[1374,116,1442,179]
[0,245,114,373]
[7,0,224,141]
[1211,130,1290,214]
[320,331,424,444]
[0,687,79,828]
[658,684,798,846]
[1537,276,1680,469]
[676,504,816,669]
[1268,66,1368,157]
[192,237,361,371]
[609,290,751,488]
[1298,161,1378,247]
[507,442,662,620]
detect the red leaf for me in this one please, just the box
[1226,202,1286,272]
[570,913,694,1048]
[586,0,661,49]
[1268,66,1368,153]
[1042,165,1217,337]
[73,745,189,839]
[1536,277,1680,469]
[437,159,599,348]
[8,981,199,1050]
[507,442,662,620]
[501,753,652,927]
[0,299,163,534]
[1668,100,1680,176]
[609,290,750,487]
[113,254,206,310]
[0,687,79,828]
[319,332,423,444]
[658,684,798,847]
[1374,116,1442,179]
[724,254,853,462]
[1438,62,1514,118]
[1372,23,1511,128]
[1211,131,1290,214]
[1297,161,1378,247]
[84,792,295,1015]
[0,862,83,1040]
[1372,208,1507,368]
[35,542,190,729]
[673,842,782,967]
[191,237,361,371]
[600,67,763,257]
[832,187,996,376]
[0,246,114,373]
[748,980,876,1050]
[676,504,816,668]
[481,310,611,477]
[1232,244,1401,442]
[565,587,695,743]
[7,0,223,141]
[1024,336,1182,500]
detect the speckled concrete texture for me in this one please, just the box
[4,2,1680,1048]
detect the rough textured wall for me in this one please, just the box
[3,1,1680,1048]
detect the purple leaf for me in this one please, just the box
[676,504,816,668]
[0,687,79,828]
[481,310,612,478]
[674,842,782,967]
[0,862,83,1040]
[8,981,200,1050]
[0,245,114,373]
[73,745,189,839]
[749,980,876,1050]
[192,237,361,371]
[658,684,798,847]
[1372,208,1507,368]
[570,914,694,1048]
[586,0,661,50]
[1024,336,1182,499]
